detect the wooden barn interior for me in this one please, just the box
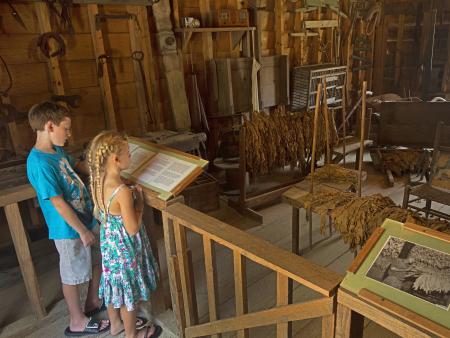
[0,0,450,337]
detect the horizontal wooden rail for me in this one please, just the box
[185,297,334,338]
[163,203,342,297]
[0,184,36,208]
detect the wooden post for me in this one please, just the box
[322,80,331,164]
[274,0,284,55]
[87,4,118,130]
[35,3,65,97]
[203,236,220,338]
[239,126,247,206]
[276,273,289,338]
[394,15,405,87]
[310,83,322,194]
[152,0,191,131]
[357,81,367,197]
[5,203,46,319]
[341,85,347,167]
[142,207,167,314]
[173,220,196,327]
[163,214,186,336]
[233,251,249,338]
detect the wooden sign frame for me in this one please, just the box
[122,137,208,201]
[341,220,450,331]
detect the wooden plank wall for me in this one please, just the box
[1,1,450,160]
[0,2,165,154]
[373,0,450,97]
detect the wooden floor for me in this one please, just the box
[0,157,448,338]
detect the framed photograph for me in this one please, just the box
[366,236,450,310]
[341,219,450,329]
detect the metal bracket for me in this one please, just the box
[95,13,137,30]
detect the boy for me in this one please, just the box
[26,101,109,336]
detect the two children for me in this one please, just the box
[26,102,161,338]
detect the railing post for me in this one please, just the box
[276,273,289,338]
[163,213,186,337]
[203,236,220,338]
[173,219,197,327]
[233,251,249,338]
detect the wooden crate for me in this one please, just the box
[181,172,220,212]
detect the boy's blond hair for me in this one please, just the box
[28,101,70,131]
[87,130,128,213]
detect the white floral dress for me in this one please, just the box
[98,184,159,311]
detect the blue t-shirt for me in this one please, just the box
[27,146,96,239]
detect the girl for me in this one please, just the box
[88,131,161,338]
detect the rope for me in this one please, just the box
[37,32,66,58]
[365,2,382,36]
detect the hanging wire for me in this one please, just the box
[0,55,13,97]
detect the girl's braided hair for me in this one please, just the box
[87,130,127,213]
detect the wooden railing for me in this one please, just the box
[162,203,342,338]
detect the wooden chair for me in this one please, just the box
[402,122,450,220]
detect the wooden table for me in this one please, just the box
[0,183,182,319]
[0,184,46,319]
[282,180,354,255]
[335,288,450,338]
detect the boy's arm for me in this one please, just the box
[50,195,95,247]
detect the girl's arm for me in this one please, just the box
[116,186,143,236]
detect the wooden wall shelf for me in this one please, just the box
[174,27,256,51]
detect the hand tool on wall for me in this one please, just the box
[60,0,75,34]
[97,54,116,80]
[7,1,26,30]
[131,51,154,125]
[37,32,66,58]
[51,95,81,108]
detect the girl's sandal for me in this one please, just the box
[140,324,162,338]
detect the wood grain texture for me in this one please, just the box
[165,203,342,297]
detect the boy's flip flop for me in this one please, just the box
[64,317,110,337]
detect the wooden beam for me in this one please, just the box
[87,4,118,130]
[127,6,160,133]
[394,15,405,87]
[274,0,284,55]
[0,184,36,208]
[164,203,343,297]
[373,16,387,94]
[185,298,333,337]
[152,0,191,131]
[35,3,65,97]
[5,203,46,319]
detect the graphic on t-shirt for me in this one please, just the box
[59,157,93,225]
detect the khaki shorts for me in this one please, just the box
[54,225,101,285]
